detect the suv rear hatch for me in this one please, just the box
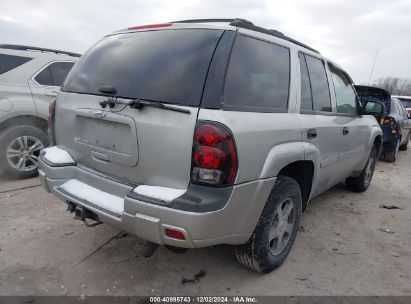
[55,27,226,188]
[355,85,391,114]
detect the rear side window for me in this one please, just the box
[63,29,224,106]
[299,53,313,111]
[389,100,399,115]
[0,54,32,75]
[399,99,411,108]
[303,54,331,112]
[329,66,357,115]
[398,102,408,117]
[223,35,290,111]
[35,62,75,86]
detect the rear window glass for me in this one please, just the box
[399,99,411,108]
[63,29,224,106]
[223,35,290,111]
[0,54,32,75]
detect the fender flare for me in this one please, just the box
[259,142,306,179]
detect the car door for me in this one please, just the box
[28,61,75,119]
[328,64,370,178]
[396,99,411,144]
[297,52,342,196]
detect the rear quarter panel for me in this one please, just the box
[0,84,37,126]
[197,110,304,183]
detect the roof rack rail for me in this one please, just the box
[173,18,319,54]
[0,44,81,57]
[228,19,319,54]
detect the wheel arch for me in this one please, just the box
[277,161,314,212]
[0,115,47,133]
[259,142,315,212]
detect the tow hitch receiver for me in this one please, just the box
[66,202,102,227]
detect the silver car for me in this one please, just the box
[38,19,382,273]
[0,45,79,178]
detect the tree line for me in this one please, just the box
[373,77,411,96]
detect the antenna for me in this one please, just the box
[368,50,379,85]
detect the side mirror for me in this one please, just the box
[362,101,386,116]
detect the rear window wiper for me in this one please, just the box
[99,97,191,114]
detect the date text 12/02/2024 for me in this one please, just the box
[149,297,258,303]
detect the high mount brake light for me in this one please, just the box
[128,23,172,30]
[191,122,237,186]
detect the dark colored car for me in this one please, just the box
[355,85,410,162]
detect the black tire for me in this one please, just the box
[384,139,399,162]
[399,136,408,151]
[234,176,302,273]
[0,125,49,179]
[346,145,377,192]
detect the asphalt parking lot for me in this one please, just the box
[0,145,410,296]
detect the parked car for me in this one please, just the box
[0,45,80,178]
[392,95,411,118]
[355,85,410,162]
[38,19,382,273]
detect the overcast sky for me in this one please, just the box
[1,0,410,83]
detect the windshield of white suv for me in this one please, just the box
[62,29,224,106]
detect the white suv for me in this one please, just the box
[0,45,79,178]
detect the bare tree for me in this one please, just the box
[373,77,411,96]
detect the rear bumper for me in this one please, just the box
[38,157,275,248]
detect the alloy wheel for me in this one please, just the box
[268,198,296,255]
[6,136,44,172]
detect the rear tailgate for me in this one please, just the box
[54,28,225,188]
[55,92,197,188]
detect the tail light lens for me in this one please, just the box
[48,100,56,145]
[380,116,398,135]
[191,122,237,186]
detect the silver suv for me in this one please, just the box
[0,45,79,178]
[38,19,383,273]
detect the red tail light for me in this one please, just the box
[380,116,399,135]
[128,23,172,30]
[191,122,237,186]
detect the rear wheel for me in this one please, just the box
[0,125,48,179]
[234,176,302,273]
[346,145,377,192]
[384,139,399,162]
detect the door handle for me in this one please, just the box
[342,127,349,135]
[307,128,317,140]
[45,92,58,97]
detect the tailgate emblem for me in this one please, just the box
[93,111,106,119]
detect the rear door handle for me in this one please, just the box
[307,128,317,140]
[342,127,349,135]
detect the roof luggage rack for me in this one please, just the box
[173,18,319,54]
[0,44,81,57]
